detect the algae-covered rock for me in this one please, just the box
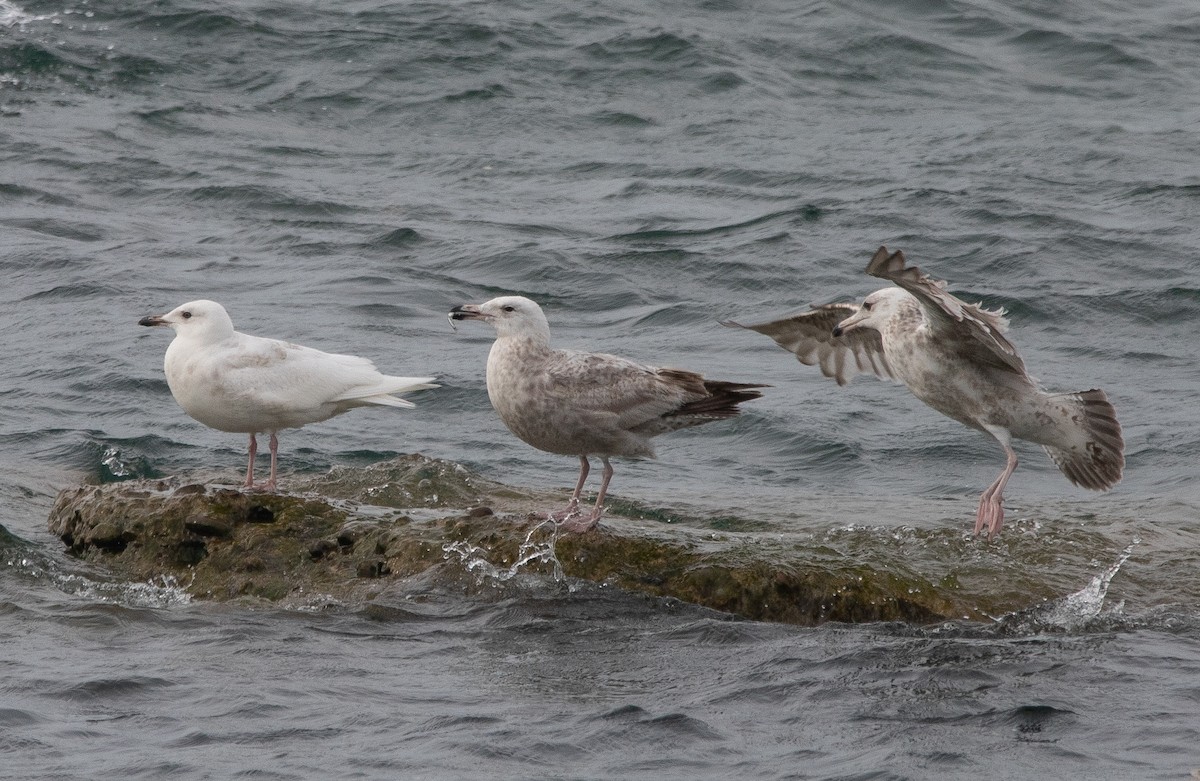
[49,453,1092,624]
[295,453,518,509]
[49,480,362,601]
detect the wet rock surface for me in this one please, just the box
[48,454,1082,624]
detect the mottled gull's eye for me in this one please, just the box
[181,311,192,319]
[502,305,515,313]
[862,301,873,311]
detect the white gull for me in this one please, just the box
[139,299,437,490]
[449,295,765,532]
[724,246,1124,537]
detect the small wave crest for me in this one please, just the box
[5,548,192,608]
[90,441,162,483]
[54,572,193,608]
[0,0,55,29]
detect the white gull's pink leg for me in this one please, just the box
[244,433,258,489]
[263,431,280,492]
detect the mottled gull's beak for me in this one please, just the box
[139,314,167,327]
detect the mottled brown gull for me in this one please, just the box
[449,295,765,532]
[139,300,437,491]
[723,246,1124,538]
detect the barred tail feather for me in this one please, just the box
[1042,389,1124,491]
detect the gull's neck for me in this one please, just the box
[883,297,927,341]
[175,324,240,347]
[495,326,551,351]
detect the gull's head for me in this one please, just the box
[139,299,236,342]
[448,295,551,342]
[832,287,907,336]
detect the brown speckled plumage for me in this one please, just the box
[451,296,765,532]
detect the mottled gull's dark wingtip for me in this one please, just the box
[865,245,908,278]
[668,379,768,420]
[709,380,769,407]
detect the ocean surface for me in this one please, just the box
[3,0,1200,777]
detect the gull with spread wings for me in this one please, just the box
[724,246,1124,537]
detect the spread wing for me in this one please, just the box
[866,246,1026,375]
[721,304,894,386]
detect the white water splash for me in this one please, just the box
[442,517,567,584]
[1037,537,1139,630]
[100,445,137,478]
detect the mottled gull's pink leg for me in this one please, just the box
[974,427,1018,539]
[262,431,280,492]
[244,433,258,489]
[550,455,589,521]
[562,457,613,533]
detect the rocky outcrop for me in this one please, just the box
[49,454,1077,624]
